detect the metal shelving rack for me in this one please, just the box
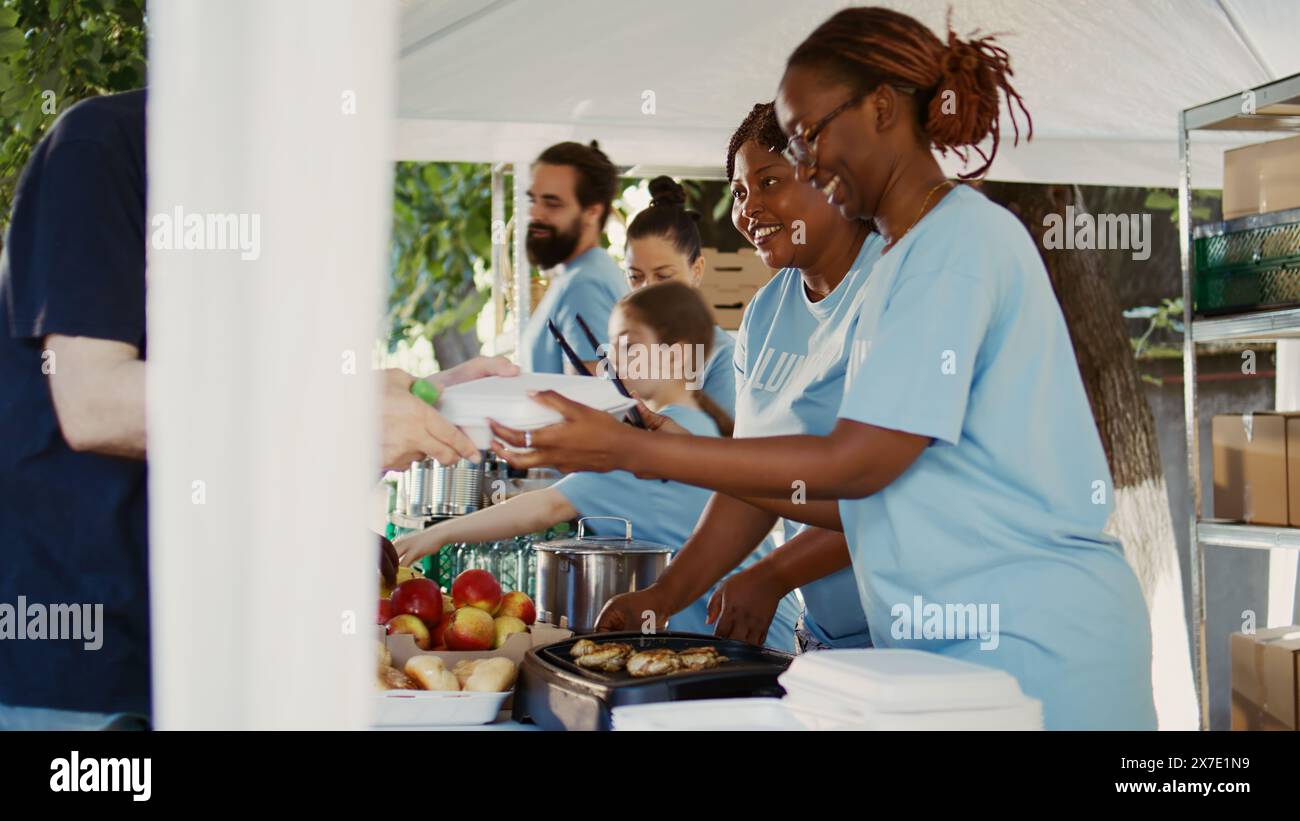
[1179,71,1300,730]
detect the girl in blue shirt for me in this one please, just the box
[489,8,1156,729]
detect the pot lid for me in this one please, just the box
[533,517,672,555]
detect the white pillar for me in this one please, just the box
[146,0,396,728]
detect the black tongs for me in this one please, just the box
[546,317,647,429]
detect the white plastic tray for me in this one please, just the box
[373,689,511,727]
[437,374,637,449]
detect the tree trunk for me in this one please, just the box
[431,325,481,371]
[980,181,1197,730]
[430,280,484,370]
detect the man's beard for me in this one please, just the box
[526,217,582,269]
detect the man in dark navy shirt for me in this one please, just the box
[0,90,519,729]
[0,89,152,729]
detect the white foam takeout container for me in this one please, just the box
[437,374,637,449]
[779,649,1043,730]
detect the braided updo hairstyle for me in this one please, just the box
[625,176,703,265]
[787,7,1032,179]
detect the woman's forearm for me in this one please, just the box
[396,488,574,558]
[755,526,854,595]
[655,494,780,613]
[741,497,843,531]
[622,420,925,501]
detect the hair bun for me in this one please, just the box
[648,175,687,208]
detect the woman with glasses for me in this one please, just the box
[489,7,1155,729]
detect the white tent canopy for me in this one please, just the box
[397,0,1300,187]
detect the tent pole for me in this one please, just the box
[491,163,506,345]
[513,157,532,360]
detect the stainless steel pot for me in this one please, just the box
[533,517,672,633]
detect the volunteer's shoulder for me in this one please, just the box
[746,264,799,314]
[946,185,1037,258]
[905,185,1034,282]
[659,404,720,437]
[45,88,146,152]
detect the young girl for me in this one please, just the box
[395,281,800,649]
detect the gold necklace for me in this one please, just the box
[883,180,954,252]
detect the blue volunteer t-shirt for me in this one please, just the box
[552,404,800,651]
[0,90,150,716]
[733,230,884,647]
[836,184,1156,729]
[520,246,628,373]
[696,325,736,421]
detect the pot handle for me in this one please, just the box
[577,516,632,541]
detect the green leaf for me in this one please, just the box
[0,27,26,60]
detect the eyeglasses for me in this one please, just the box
[781,85,916,169]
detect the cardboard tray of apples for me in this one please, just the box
[376,566,571,726]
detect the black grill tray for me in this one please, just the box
[513,632,793,731]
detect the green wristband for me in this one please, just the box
[410,379,440,406]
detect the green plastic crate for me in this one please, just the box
[1194,208,1300,316]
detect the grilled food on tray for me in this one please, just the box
[677,646,728,671]
[570,640,731,677]
[571,640,634,672]
[627,649,681,677]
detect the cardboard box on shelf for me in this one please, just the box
[1211,412,1300,526]
[1230,626,1300,731]
[700,247,775,330]
[1222,134,1300,220]
[1290,417,1300,527]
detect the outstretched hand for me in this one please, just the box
[488,390,643,474]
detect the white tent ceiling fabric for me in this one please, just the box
[396,0,1300,187]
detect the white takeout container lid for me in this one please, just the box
[778,648,1033,714]
[373,689,510,727]
[437,374,637,449]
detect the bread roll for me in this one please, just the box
[378,665,419,690]
[462,657,517,692]
[405,655,460,691]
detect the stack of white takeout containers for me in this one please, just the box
[777,648,1043,730]
[437,373,637,449]
[611,648,1043,731]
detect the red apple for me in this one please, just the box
[497,591,536,625]
[493,616,528,649]
[430,612,453,649]
[444,606,495,651]
[377,598,395,624]
[451,569,502,614]
[391,578,444,628]
[442,593,455,614]
[386,614,432,650]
